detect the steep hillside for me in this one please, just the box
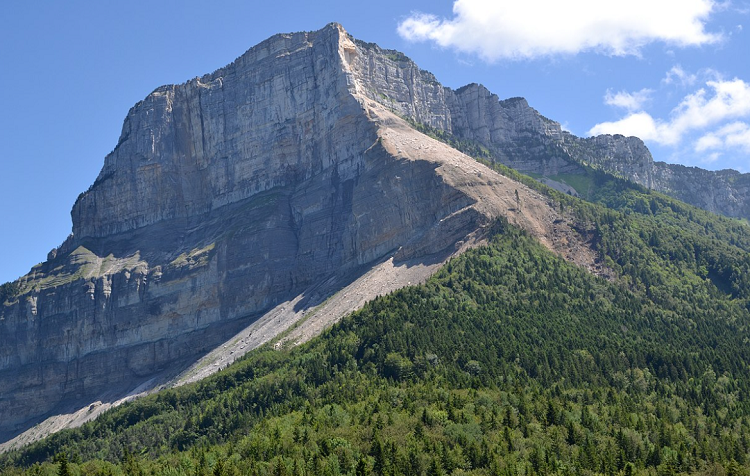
[3,22,750,454]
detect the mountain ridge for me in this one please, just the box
[345,34,750,220]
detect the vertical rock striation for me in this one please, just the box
[1,24,458,442]
[1,23,588,444]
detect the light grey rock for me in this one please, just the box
[651,163,750,218]
[2,23,385,442]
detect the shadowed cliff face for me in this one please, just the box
[1,24,596,445]
[0,24,405,442]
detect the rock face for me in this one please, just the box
[1,22,747,446]
[348,46,580,177]
[649,164,750,218]
[0,24,380,442]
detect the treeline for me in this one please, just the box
[0,280,20,304]
[404,115,750,294]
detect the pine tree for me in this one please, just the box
[55,453,70,476]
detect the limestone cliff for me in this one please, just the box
[0,24,602,446]
[2,24,386,443]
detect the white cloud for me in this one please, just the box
[696,122,750,152]
[604,88,653,112]
[589,78,750,146]
[397,0,721,61]
[706,152,722,163]
[662,65,698,87]
[695,133,724,151]
[589,112,667,142]
[671,79,750,134]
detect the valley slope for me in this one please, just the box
[4,187,750,475]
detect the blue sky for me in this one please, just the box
[1,0,748,284]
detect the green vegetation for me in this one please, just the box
[18,246,99,292]
[544,174,594,198]
[0,280,20,304]
[18,247,144,294]
[402,115,750,303]
[168,243,216,271]
[385,51,409,62]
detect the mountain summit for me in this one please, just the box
[0,23,747,448]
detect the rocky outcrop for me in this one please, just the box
[0,24,603,445]
[0,24,407,442]
[651,164,750,218]
[349,44,581,177]
[570,136,750,218]
[575,135,655,187]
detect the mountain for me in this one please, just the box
[1,22,749,454]
[0,23,597,447]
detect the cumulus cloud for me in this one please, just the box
[695,133,724,151]
[705,152,722,163]
[397,0,720,61]
[589,78,750,147]
[696,122,750,152]
[590,112,667,142]
[662,65,698,87]
[604,89,653,112]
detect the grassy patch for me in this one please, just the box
[546,173,594,197]
[20,247,144,294]
[168,243,216,271]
